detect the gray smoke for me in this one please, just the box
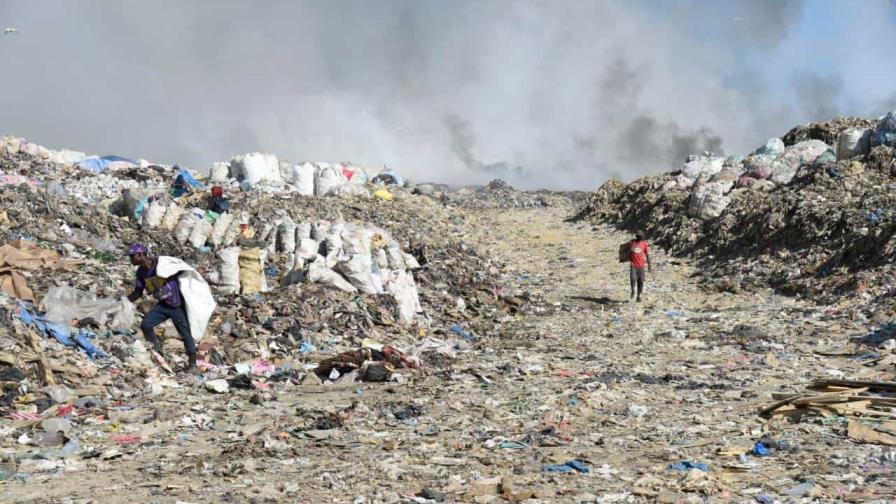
[0,0,893,190]
[794,72,845,122]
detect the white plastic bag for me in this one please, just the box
[386,243,406,270]
[770,140,829,184]
[837,129,871,159]
[156,256,216,342]
[297,238,319,261]
[42,287,137,329]
[160,203,184,231]
[681,154,724,179]
[334,254,380,294]
[687,182,731,220]
[209,212,234,248]
[141,199,166,229]
[210,162,230,183]
[314,164,347,196]
[230,152,282,186]
[307,255,357,293]
[385,270,422,323]
[174,212,200,244]
[296,222,312,240]
[278,217,297,253]
[216,246,241,294]
[188,218,213,248]
[291,162,316,196]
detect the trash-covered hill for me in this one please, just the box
[572,112,896,315]
[0,134,553,404]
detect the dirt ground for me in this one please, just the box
[4,206,894,503]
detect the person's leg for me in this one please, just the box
[141,304,169,353]
[636,268,645,301]
[629,265,636,299]
[169,304,196,356]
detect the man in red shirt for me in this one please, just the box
[628,232,651,302]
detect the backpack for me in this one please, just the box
[618,241,631,263]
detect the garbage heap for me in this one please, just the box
[572,112,896,313]
[0,136,526,404]
[418,178,587,209]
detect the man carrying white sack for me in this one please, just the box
[125,243,216,373]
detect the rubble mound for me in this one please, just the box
[572,112,896,311]
[442,178,586,209]
[0,136,537,403]
[781,116,876,147]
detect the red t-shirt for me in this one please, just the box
[629,240,648,268]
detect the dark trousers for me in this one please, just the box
[630,265,645,297]
[141,303,196,355]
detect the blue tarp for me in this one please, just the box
[172,168,206,197]
[76,155,139,173]
[17,303,107,359]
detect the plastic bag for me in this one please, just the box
[297,238,319,261]
[160,203,184,231]
[291,162,316,196]
[239,247,265,294]
[217,246,241,294]
[334,254,380,294]
[315,164,347,196]
[141,199,166,229]
[42,286,136,329]
[278,217,297,253]
[307,255,357,292]
[188,218,213,248]
[837,128,871,159]
[210,162,230,182]
[230,152,282,186]
[296,222,312,241]
[209,212,234,248]
[385,270,422,323]
[770,140,828,184]
[687,182,731,220]
[174,212,200,244]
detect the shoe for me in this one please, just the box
[636,297,641,303]
[184,352,201,374]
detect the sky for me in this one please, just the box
[1,0,895,190]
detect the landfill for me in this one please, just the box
[1,113,896,503]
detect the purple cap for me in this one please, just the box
[127,243,148,256]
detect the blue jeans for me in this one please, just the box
[141,303,196,355]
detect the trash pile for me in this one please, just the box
[0,133,523,400]
[425,179,586,209]
[572,111,896,314]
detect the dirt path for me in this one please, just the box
[4,206,892,503]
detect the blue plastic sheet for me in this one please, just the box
[668,461,709,472]
[74,329,107,359]
[449,324,476,342]
[543,459,590,474]
[752,442,771,457]
[75,155,138,173]
[17,303,106,359]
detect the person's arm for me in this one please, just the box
[127,286,143,303]
[127,275,145,303]
[646,251,652,272]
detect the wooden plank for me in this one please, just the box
[25,329,55,386]
[791,388,868,405]
[811,379,896,392]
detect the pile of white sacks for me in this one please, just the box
[214,152,375,197]
[1,135,88,166]
[665,137,838,221]
[140,200,423,323]
[666,113,896,221]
